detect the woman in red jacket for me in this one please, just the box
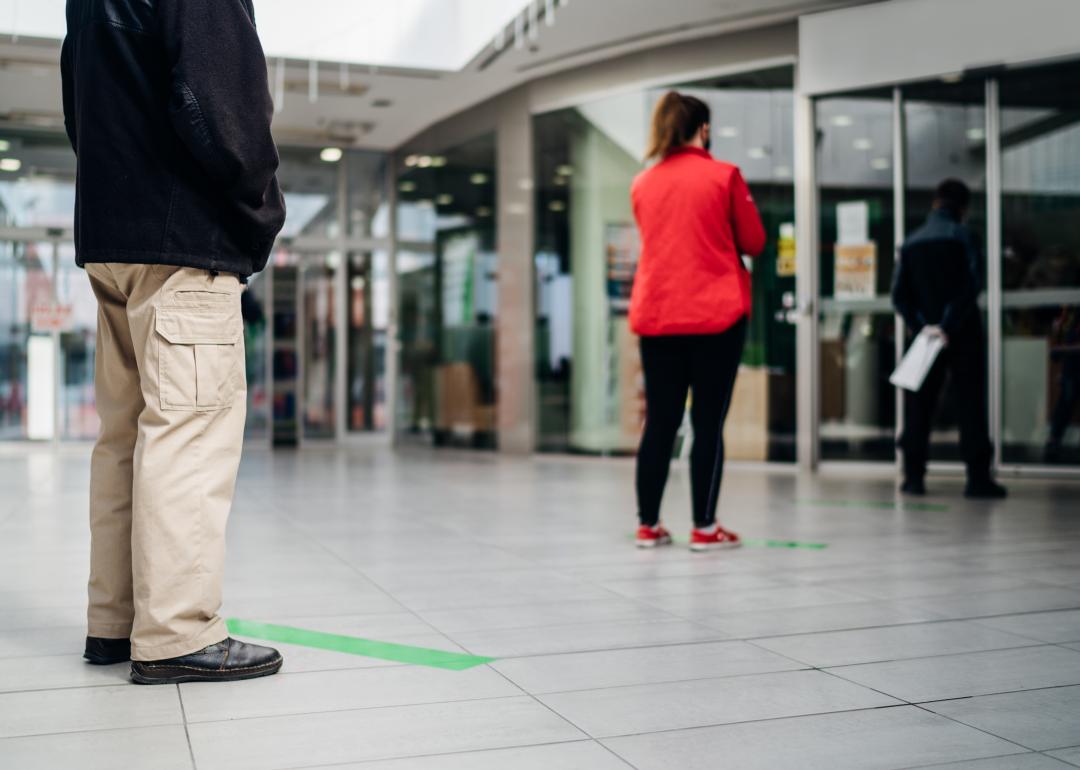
[630,91,766,551]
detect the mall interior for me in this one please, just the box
[2,0,1080,767]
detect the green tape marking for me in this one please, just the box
[743,539,829,550]
[798,498,950,513]
[225,619,495,671]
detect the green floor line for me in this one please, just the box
[798,498,950,513]
[225,619,495,671]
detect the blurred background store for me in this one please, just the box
[0,0,1077,477]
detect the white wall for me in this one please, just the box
[799,0,1080,95]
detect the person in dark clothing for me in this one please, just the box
[64,0,286,684]
[891,179,1006,499]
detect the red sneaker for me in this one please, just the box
[690,525,741,552]
[636,524,673,548]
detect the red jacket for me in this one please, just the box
[629,147,766,336]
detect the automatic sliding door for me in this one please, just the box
[999,62,1080,468]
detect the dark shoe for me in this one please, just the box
[84,636,131,665]
[130,638,282,685]
[964,479,1008,499]
[900,478,926,496]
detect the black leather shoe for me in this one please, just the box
[84,636,131,665]
[130,637,282,685]
[900,478,926,496]
[965,479,1008,499]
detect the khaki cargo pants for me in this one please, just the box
[85,264,246,662]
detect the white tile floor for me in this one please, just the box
[2,444,1080,769]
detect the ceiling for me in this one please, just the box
[0,0,865,151]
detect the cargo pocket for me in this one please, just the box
[156,305,243,412]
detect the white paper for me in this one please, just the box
[837,201,869,245]
[890,328,946,392]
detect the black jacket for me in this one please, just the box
[891,209,983,340]
[61,0,286,278]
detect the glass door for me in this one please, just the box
[998,61,1080,469]
[901,78,987,467]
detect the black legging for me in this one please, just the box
[636,318,747,529]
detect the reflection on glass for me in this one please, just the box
[396,134,497,448]
[348,251,390,431]
[302,257,338,440]
[534,66,797,459]
[816,91,897,461]
[243,272,270,442]
[902,79,987,465]
[56,246,99,440]
[1000,61,1080,466]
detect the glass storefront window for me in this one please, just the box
[347,251,390,431]
[396,134,498,448]
[816,90,897,462]
[1000,61,1080,467]
[534,66,797,459]
[902,78,987,466]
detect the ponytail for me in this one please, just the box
[645,91,710,161]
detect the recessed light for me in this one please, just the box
[853,138,873,151]
[0,140,10,152]
[430,156,447,168]
[554,176,567,186]
[320,147,343,163]
[870,157,890,171]
[0,158,22,172]
[436,194,454,206]
[555,164,573,177]
[470,173,489,185]
[399,181,417,192]
[719,126,738,138]
[417,156,433,168]
[773,165,792,177]
[404,155,420,167]
[747,147,767,160]
[966,127,986,141]
[549,200,566,212]
[831,115,853,128]
[476,206,493,217]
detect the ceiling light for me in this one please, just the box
[853,138,873,151]
[831,115,853,128]
[416,198,434,207]
[430,156,447,168]
[773,166,792,177]
[555,164,573,177]
[870,157,890,171]
[404,155,420,167]
[399,181,417,192]
[0,158,22,172]
[470,173,489,185]
[554,176,567,186]
[941,72,964,83]
[476,206,493,217]
[718,126,738,139]
[320,147,343,163]
[747,147,767,160]
[436,194,454,206]
[966,127,986,141]
[0,140,10,152]
[417,156,433,168]
[548,200,566,212]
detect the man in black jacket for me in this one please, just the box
[63,0,287,684]
[892,179,1006,499]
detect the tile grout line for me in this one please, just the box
[176,684,198,770]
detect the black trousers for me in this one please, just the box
[899,333,993,482]
[636,319,746,529]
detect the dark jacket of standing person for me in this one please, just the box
[61,0,286,278]
[891,206,982,343]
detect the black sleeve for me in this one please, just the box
[60,37,77,153]
[156,0,286,262]
[891,249,925,334]
[940,229,981,336]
